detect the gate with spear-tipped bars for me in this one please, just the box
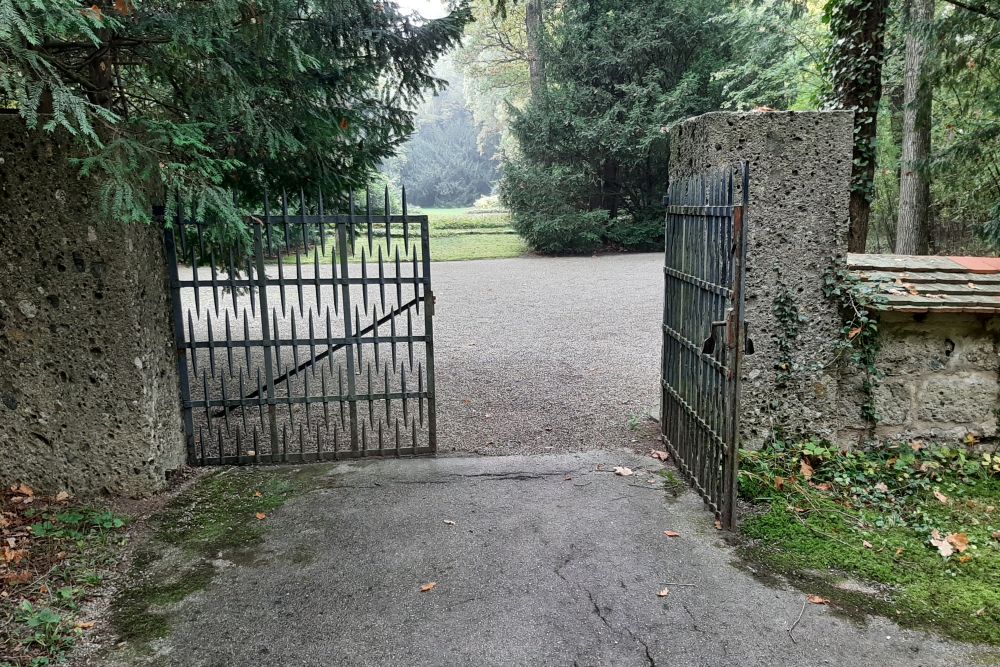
[163,189,436,465]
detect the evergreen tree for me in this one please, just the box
[501,0,728,254]
[0,0,471,226]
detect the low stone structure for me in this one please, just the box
[846,254,1000,443]
[0,114,184,496]
[668,110,855,447]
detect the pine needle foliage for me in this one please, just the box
[1,0,472,228]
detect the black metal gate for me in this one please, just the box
[163,190,435,465]
[660,163,749,529]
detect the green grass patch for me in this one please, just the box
[738,440,1000,645]
[275,206,526,264]
[109,466,329,647]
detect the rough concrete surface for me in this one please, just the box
[0,115,184,496]
[669,111,854,447]
[96,452,981,667]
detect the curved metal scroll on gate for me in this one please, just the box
[660,163,749,529]
[162,189,436,465]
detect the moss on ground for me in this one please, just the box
[738,441,1000,646]
[110,466,330,646]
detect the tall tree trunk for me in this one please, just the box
[826,0,890,252]
[525,0,545,98]
[895,0,934,255]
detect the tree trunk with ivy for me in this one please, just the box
[825,0,890,252]
[895,0,935,255]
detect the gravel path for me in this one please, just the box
[432,254,663,455]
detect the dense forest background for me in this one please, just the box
[402,0,1000,255]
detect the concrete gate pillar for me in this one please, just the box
[0,115,185,496]
[667,111,855,446]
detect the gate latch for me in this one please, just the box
[702,316,755,355]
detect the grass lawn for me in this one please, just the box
[278,206,527,264]
[738,440,1000,646]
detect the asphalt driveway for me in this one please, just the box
[93,452,977,667]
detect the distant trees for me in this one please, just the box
[392,61,498,208]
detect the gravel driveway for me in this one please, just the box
[431,254,663,455]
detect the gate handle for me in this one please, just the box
[701,320,727,355]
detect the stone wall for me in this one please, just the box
[859,312,1000,442]
[668,111,855,447]
[0,114,185,497]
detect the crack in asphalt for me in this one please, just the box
[554,548,656,666]
[681,602,707,635]
[330,469,589,490]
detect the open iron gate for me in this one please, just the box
[660,163,749,529]
[163,190,436,465]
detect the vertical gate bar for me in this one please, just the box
[337,210,361,451]
[419,214,437,452]
[162,211,198,465]
[253,223,281,460]
[722,161,750,530]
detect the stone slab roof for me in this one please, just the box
[848,253,1000,313]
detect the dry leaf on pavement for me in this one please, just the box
[255,512,267,520]
[799,460,814,480]
[443,520,456,526]
[657,588,670,598]
[649,450,669,461]
[663,530,680,538]
[420,582,437,592]
[806,595,829,605]
[614,466,634,477]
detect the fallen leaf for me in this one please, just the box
[992,531,1000,541]
[807,595,829,605]
[909,440,926,452]
[564,475,573,481]
[812,482,832,492]
[614,466,634,477]
[930,530,954,558]
[848,327,862,340]
[895,547,905,557]
[975,607,987,617]
[800,460,814,480]
[76,621,95,629]
[714,520,722,530]
[663,530,680,538]
[13,484,33,497]
[947,532,970,553]
[420,582,437,592]
[862,540,873,549]
[255,512,267,520]
[958,555,973,564]
[874,482,889,493]
[253,491,263,498]
[38,585,48,594]
[649,450,670,462]
[55,491,70,502]
[933,490,949,505]
[657,588,670,598]
[443,520,456,526]
[774,476,786,491]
